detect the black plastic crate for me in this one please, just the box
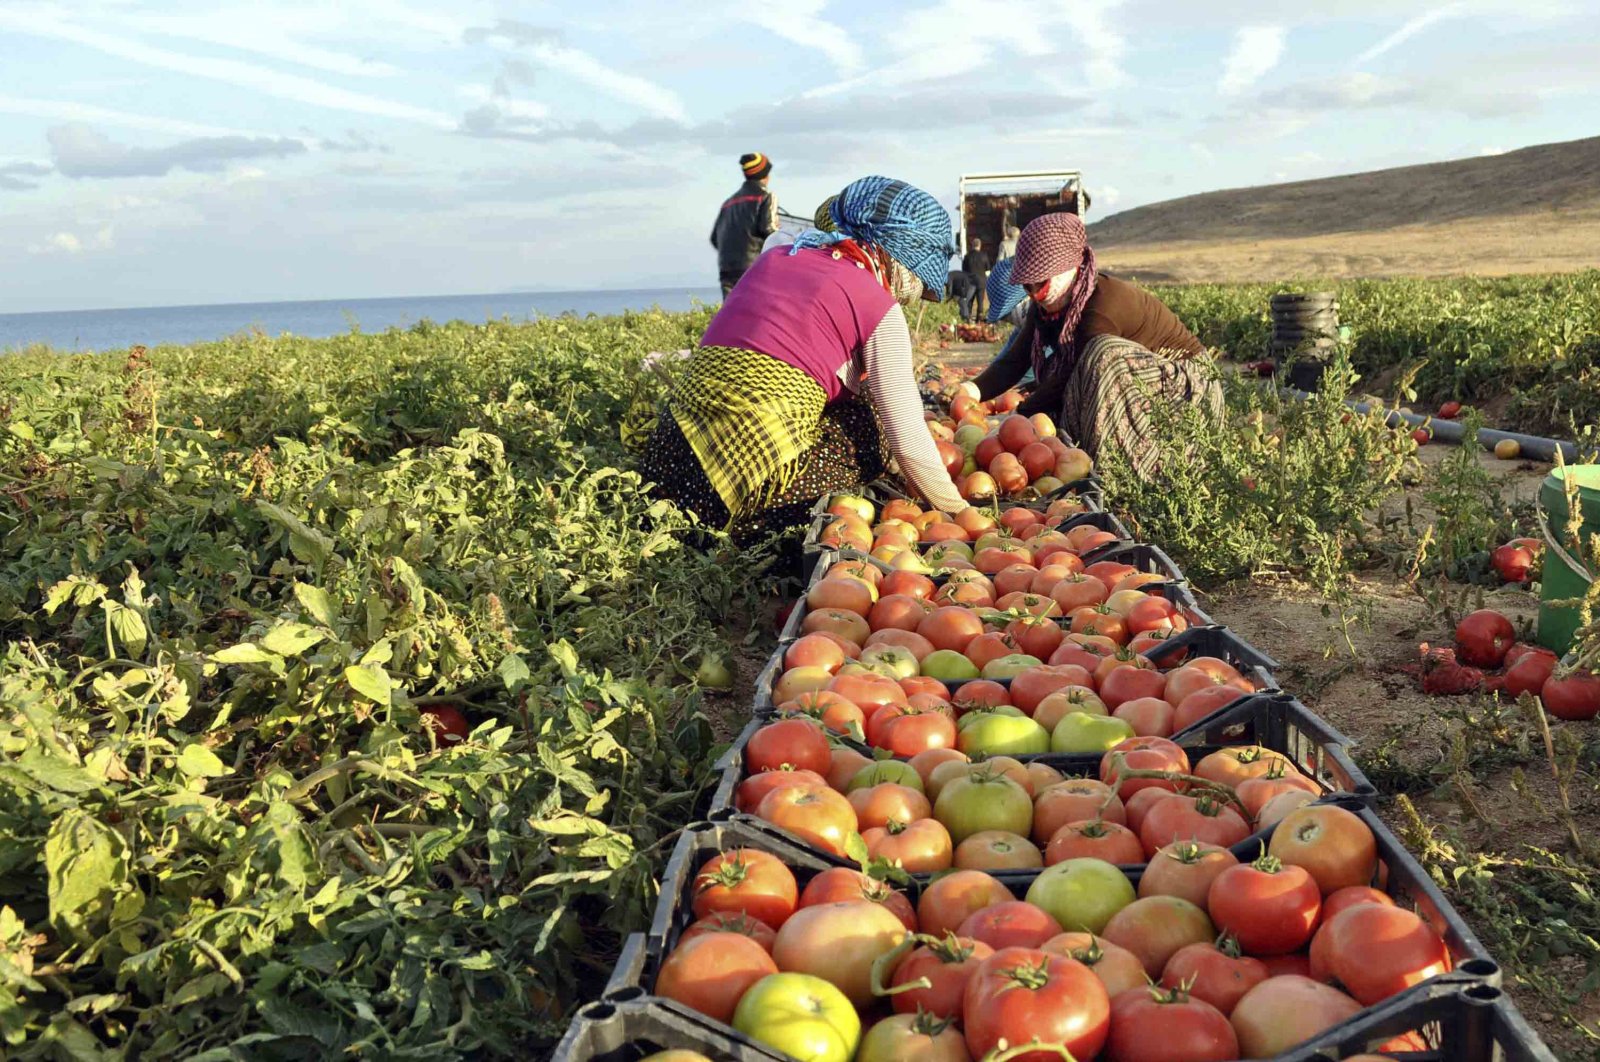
[603,804,1504,1058]
[1277,982,1556,1062]
[604,818,927,1004]
[552,995,788,1062]
[713,688,1372,835]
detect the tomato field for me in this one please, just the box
[2,272,1597,1060]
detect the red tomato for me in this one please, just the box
[863,818,954,873]
[847,783,932,830]
[654,931,777,1024]
[1438,401,1462,419]
[1320,885,1396,922]
[798,867,918,931]
[678,911,779,952]
[692,849,799,929]
[1310,904,1452,1004]
[1160,934,1268,1016]
[1102,895,1216,979]
[889,934,995,1018]
[1193,745,1292,790]
[918,870,1015,937]
[1009,664,1095,715]
[419,705,470,744]
[958,900,1064,951]
[1267,804,1378,895]
[963,947,1111,1062]
[1042,932,1147,999]
[1230,976,1362,1057]
[735,767,829,814]
[1208,855,1321,955]
[774,900,909,1007]
[1491,542,1536,583]
[746,718,831,775]
[1045,820,1146,866]
[1138,794,1252,858]
[1140,841,1239,909]
[1101,736,1190,801]
[1411,427,1431,445]
[1100,666,1169,709]
[1503,649,1558,698]
[1454,609,1516,668]
[1173,686,1246,731]
[755,784,858,858]
[1542,669,1600,721]
[1125,595,1183,636]
[1104,985,1239,1061]
[877,707,959,757]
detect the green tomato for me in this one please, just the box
[954,424,987,454]
[860,644,919,681]
[838,660,903,681]
[1051,711,1136,754]
[921,650,980,682]
[734,972,860,1062]
[924,542,973,565]
[956,704,1026,730]
[957,711,1050,756]
[980,653,1042,680]
[695,655,733,689]
[1025,857,1136,934]
[848,759,924,793]
[933,770,1033,843]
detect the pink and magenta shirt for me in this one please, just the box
[700,246,896,401]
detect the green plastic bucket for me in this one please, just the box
[1537,465,1600,654]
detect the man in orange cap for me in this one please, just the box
[711,151,778,297]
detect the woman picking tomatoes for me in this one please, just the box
[970,213,1222,476]
[639,176,968,545]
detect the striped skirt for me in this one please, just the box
[1058,335,1223,477]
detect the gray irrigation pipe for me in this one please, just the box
[1280,387,1583,463]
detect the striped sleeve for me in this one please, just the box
[863,305,969,514]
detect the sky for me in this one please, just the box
[1,0,1597,313]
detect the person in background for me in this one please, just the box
[711,152,778,297]
[951,268,979,323]
[971,212,1219,475]
[961,237,991,322]
[999,224,1021,261]
[642,176,969,545]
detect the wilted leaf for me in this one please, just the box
[44,810,128,944]
[176,744,227,778]
[293,582,338,627]
[262,622,326,657]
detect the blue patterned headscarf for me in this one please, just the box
[985,258,1026,324]
[790,176,956,298]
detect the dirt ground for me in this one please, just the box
[919,338,1597,1056]
[1094,210,1600,284]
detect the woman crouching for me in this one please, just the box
[640,176,969,545]
[972,213,1221,476]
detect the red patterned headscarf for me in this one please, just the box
[1011,213,1098,382]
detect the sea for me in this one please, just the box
[0,287,722,355]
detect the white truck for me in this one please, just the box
[957,171,1090,255]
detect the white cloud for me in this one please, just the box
[0,9,455,127]
[1353,4,1464,66]
[1097,184,1122,208]
[109,10,403,78]
[470,22,688,123]
[1072,1,1130,88]
[733,1,865,73]
[27,229,111,255]
[1219,25,1286,96]
[457,84,550,123]
[1480,144,1506,155]
[0,94,272,140]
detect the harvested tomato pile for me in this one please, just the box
[555,398,1557,1060]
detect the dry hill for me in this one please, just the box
[1088,136,1600,282]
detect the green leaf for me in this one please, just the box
[549,640,580,679]
[527,814,609,836]
[103,602,148,658]
[211,642,283,666]
[176,744,227,778]
[7,421,35,441]
[262,622,326,657]
[18,748,103,794]
[497,653,530,690]
[344,664,392,705]
[845,831,871,869]
[293,582,338,627]
[44,810,128,945]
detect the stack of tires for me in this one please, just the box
[555,448,1554,1060]
[1269,292,1340,393]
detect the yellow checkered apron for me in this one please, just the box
[666,345,826,526]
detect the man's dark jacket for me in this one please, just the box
[711,179,778,276]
